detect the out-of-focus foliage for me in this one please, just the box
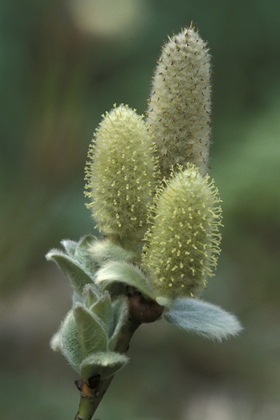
[1,0,280,419]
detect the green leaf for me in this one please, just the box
[61,239,78,257]
[74,235,98,274]
[102,281,127,299]
[89,293,112,333]
[46,250,95,295]
[80,352,129,381]
[77,234,97,248]
[90,239,136,263]
[95,261,153,298]
[82,284,102,308]
[50,330,62,353]
[60,310,83,373]
[74,303,108,356]
[164,298,243,341]
[108,298,128,350]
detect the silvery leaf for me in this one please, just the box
[46,250,95,295]
[95,260,153,298]
[74,303,108,356]
[80,351,129,382]
[164,297,243,341]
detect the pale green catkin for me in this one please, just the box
[141,164,222,299]
[146,26,211,179]
[85,104,158,243]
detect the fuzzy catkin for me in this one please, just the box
[85,104,158,242]
[141,164,222,299]
[146,26,211,179]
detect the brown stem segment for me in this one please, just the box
[74,378,103,420]
[74,293,164,420]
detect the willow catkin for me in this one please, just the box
[146,26,211,179]
[142,164,222,299]
[85,104,158,242]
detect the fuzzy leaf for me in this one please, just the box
[102,281,127,299]
[108,298,129,350]
[164,298,243,341]
[61,239,78,257]
[74,303,108,356]
[82,284,102,308]
[72,291,82,304]
[50,331,62,353]
[60,310,83,373]
[74,235,97,273]
[77,234,97,249]
[90,239,136,263]
[46,250,95,295]
[95,260,153,298]
[80,352,129,381]
[89,293,112,332]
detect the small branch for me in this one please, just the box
[73,293,163,420]
[74,377,105,420]
[73,317,140,419]
[74,374,122,420]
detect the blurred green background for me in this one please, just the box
[1,0,280,419]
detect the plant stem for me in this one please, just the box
[73,293,163,420]
[74,376,114,420]
[74,316,140,420]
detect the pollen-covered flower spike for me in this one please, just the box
[141,163,222,303]
[146,26,211,179]
[85,104,158,244]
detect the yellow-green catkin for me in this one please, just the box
[85,104,158,244]
[146,26,211,179]
[141,164,222,299]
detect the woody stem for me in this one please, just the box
[73,292,163,420]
